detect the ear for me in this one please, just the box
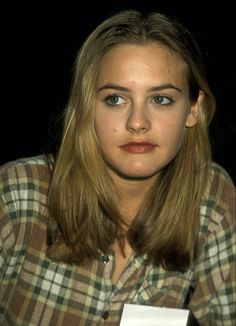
[185,90,205,128]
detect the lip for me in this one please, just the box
[120,141,156,154]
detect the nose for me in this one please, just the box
[126,104,151,134]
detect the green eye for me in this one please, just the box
[153,95,173,105]
[105,95,126,106]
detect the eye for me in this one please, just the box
[105,95,127,106]
[152,95,173,106]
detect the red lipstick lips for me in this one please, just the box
[120,141,155,154]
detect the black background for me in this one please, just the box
[2,1,235,183]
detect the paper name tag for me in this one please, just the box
[120,303,190,326]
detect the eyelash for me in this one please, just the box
[104,94,127,106]
[103,94,174,107]
[151,95,174,106]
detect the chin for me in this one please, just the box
[116,168,161,180]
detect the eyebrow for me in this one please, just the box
[97,82,182,93]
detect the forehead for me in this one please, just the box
[97,42,188,86]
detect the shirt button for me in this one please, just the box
[102,255,109,264]
[102,310,109,320]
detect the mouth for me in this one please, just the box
[120,141,156,154]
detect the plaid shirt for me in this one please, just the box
[0,156,235,326]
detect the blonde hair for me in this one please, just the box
[46,10,215,271]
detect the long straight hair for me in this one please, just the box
[46,10,215,271]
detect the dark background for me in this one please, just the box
[2,1,235,183]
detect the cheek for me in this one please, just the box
[95,115,121,144]
[158,116,187,146]
[95,110,123,135]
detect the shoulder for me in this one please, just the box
[206,162,235,210]
[0,154,53,217]
[0,154,53,179]
[0,154,53,238]
[0,155,53,278]
[200,161,235,236]
[208,161,234,185]
[0,155,53,192]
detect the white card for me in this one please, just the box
[120,303,190,326]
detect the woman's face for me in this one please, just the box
[95,43,200,181]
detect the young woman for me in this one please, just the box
[0,9,235,325]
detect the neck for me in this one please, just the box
[109,171,157,224]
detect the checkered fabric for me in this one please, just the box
[0,156,235,325]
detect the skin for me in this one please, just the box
[94,43,203,281]
[95,43,201,192]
